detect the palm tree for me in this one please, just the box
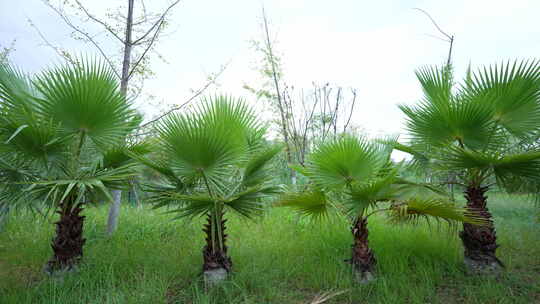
[136,96,281,284]
[276,135,483,283]
[0,60,138,273]
[394,60,540,274]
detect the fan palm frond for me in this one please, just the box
[156,96,256,187]
[0,62,40,117]
[307,136,387,189]
[492,150,540,186]
[400,65,497,150]
[275,190,330,220]
[345,169,398,216]
[388,197,487,225]
[463,59,540,139]
[415,64,454,108]
[102,139,154,169]
[242,144,282,187]
[34,59,136,150]
[225,185,279,218]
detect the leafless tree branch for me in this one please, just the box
[413,8,452,41]
[128,20,163,79]
[41,1,121,78]
[343,88,357,132]
[137,63,228,129]
[413,8,455,65]
[28,18,78,66]
[74,0,125,43]
[132,0,181,45]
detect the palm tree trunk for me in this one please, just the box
[202,211,232,285]
[45,198,86,274]
[459,185,503,274]
[349,216,376,283]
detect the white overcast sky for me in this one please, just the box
[2,0,540,136]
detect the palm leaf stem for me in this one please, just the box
[364,207,391,219]
[482,120,500,153]
[200,170,223,254]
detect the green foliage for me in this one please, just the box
[155,96,260,188]
[143,95,280,222]
[397,60,540,191]
[0,59,138,212]
[33,62,134,149]
[276,190,329,221]
[388,197,485,225]
[464,60,540,139]
[307,135,386,189]
[277,135,479,225]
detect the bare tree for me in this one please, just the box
[245,9,358,184]
[244,7,297,183]
[282,83,357,167]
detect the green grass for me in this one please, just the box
[1,193,539,304]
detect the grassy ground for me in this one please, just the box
[0,193,539,304]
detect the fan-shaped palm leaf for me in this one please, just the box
[33,60,136,150]
[275,190,329,220]
[242,144,283,187]
[155,96,262,188]
[388,197,486,225]
[307,136,387,189]
[463,59,540,139]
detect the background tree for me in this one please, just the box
[393,60,540,274]
[277,135,484,283]
[281,83,357,168]
[245,9,358,185]
[0,59,139,273]
[135,96,281,285]
[243,7,294,183]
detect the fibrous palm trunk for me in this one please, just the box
[459,185,503,274]
[349,216,376,283]
[45,198,86,274]
[202,211,232,285]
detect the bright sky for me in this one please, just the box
[2,0,540,137]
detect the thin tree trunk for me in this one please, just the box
[107,0,134,234]
[202,211,231,285]
[107,190,122,236]
[261,8,295,184]
[0,204,9,232]
[349,216,376,283]
[130,179,141,208]
[45,198,86,274]
[120,0,134,95]
[459,185,503,274]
